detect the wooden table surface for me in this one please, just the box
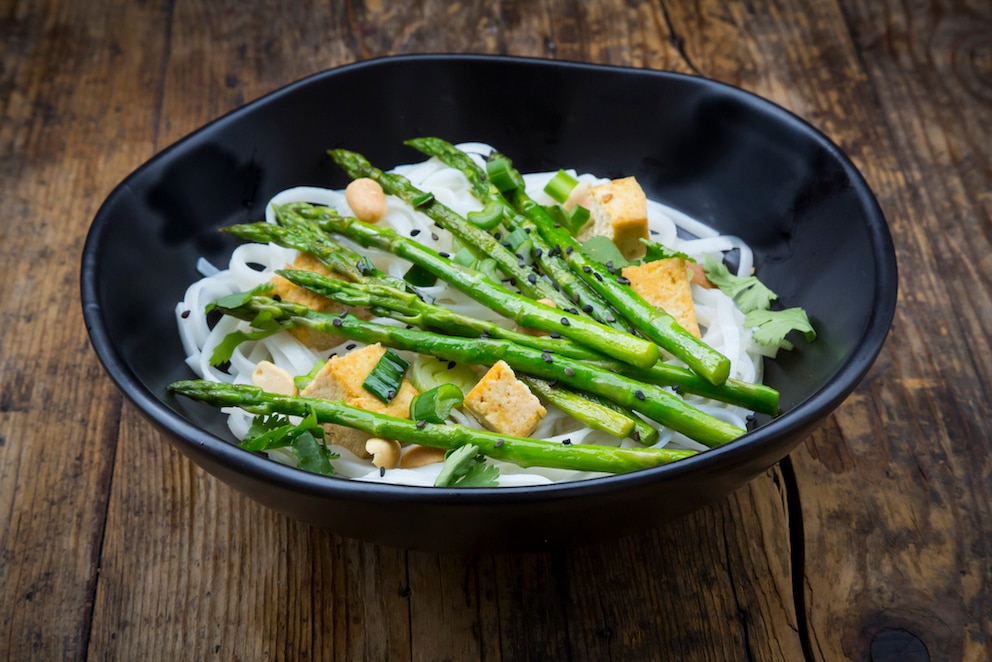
[2,0,990,659]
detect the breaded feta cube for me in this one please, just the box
[301,343,418,457]
[577,177,649,260]
[463,360,546,438]
[621,258,702,338]
[270,252,367,350]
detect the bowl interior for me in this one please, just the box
[82,55,896,545]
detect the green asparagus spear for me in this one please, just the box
[517,375,636,439]
[329,148,576,310]
[219,299,742,447]
[216,291,778,416]
[492,154,732,386]
[168,381,697,474]
[404,137,622,328]
[280,203,660,369]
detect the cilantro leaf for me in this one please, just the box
[703,256,777,313]
[641,239,693,264]
[240,408,338,476]
[580,235,636,269]
[290,429,336,475]
[434,444,500,488]
[206,283,276,314]
[745,308,817,349]
[209,327,282,366]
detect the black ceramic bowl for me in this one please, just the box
[81,54,897,552]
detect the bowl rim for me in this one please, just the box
[81,53,898,504]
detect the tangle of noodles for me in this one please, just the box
[175,143,771,487]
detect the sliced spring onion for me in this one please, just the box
[403,263,438,287]
[568,205,591,234]
[504,227,530,252]
[486,154,524,192]
[294,360,327,391]
[408,354,479,396]
[411,191,435,207]
[543,169,579,203]
[410,383,464,423]
[466,199,504,230]
[362,349,411,403]
[452,246,478,267]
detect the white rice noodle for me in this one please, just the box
[175,143,766,486]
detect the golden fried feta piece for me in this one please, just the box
[463,360,546,438]
[301,343,418,457]
[577,177,649,260]
[621,258,701,338]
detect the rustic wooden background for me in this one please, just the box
[2,0,990,659]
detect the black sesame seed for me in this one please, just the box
[541,352,552,363]
[387,389,397,400]
[416,420,427,429]
[439,251,450,258]
[564,367,575,377]
[582,265,591,273]
[332,318,343,327]
[632,430,641,442]
[562,438,572,445]
[560,317,570,326]
[533,248,543,259]
[581,304,593,313]
[180,310,191,318]
[548,379,559,387]
[566,245,574,254]
[635,389,645,401]
[527,273,537,284]
[495,439,505,448]
[607,315,616,323]
[494,231,502,240]
[594,272,603,281]
[565,307,578,315]
[447,361,456,369]
[549,331,561,339]
[272,294,282,302]
[411,229,421,236]
[617,276,631,285]
[431,232,439,241]
[379,466,386,477]
[346,343,356,350]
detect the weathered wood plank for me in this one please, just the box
[668,0,992,659]
[0,0,171,659]
[12,0,989,659]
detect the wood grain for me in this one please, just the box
[1,0,990,659]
